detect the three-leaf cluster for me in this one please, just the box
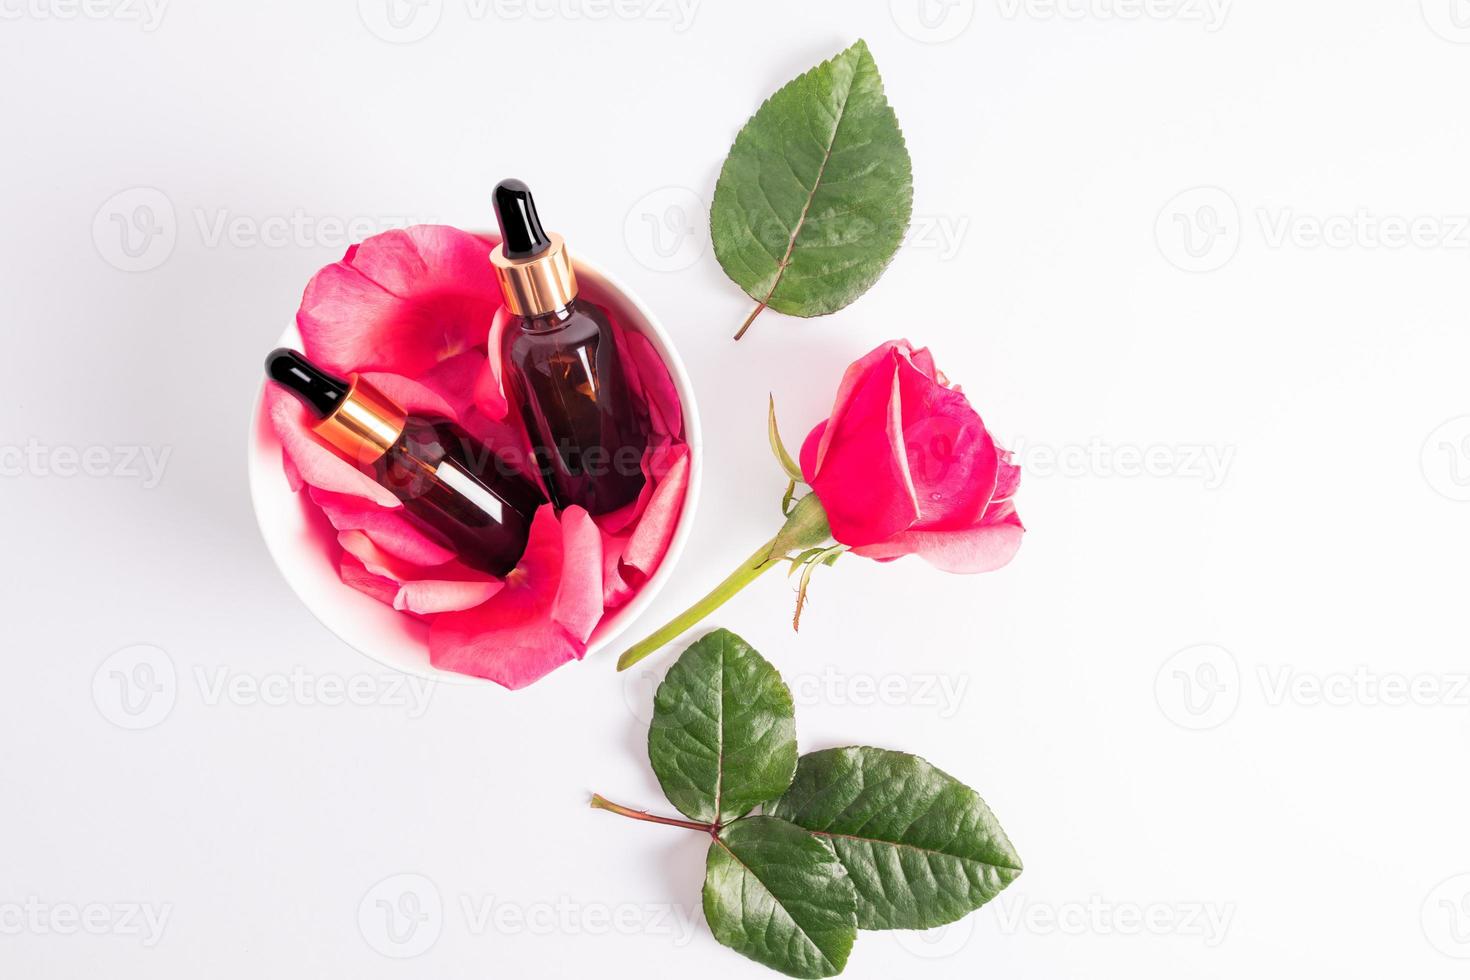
[621,629,1022,977]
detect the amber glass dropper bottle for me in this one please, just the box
[266,348,544,577]
[491,179,648,516]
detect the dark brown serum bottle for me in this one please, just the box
[491,179,648,516]
[266,349,545,577]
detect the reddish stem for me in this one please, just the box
[590,794,717,835]
[734,301,767,341]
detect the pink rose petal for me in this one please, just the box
[266,385,398,508]
[338,530,504,614]
[417,350,489,423]
[310,488,456,567]
[622,448,690,576]
[357,370,458,422]
[852,500,1024,574]
[992,449,1020,502]
[893,353,997,531]
[396,579,504,616]
[618,329,684,441]
[428,506,584,690]
[339,552,400,607]
[800,357,921,548]
[474,306,514,420]
[599,531,639,609]
[552,506,605,643]
[813,340,919,471]
[297,226,500,377]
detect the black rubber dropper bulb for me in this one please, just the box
[493,179,552,259]
[265,348,348,419]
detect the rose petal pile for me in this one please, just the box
[266,225,690,689]
[799,339,1023,573]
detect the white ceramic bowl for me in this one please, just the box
[247,256,701,684]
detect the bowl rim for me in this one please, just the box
[246,249,702,686]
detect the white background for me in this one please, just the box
[3,0,1470,976]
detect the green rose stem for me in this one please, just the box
[615,492,833,672]
[589,794,717,835]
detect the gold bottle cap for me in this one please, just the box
[312,376,406,466]
[489,232,578,318]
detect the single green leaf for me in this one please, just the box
[712,39,913,339]
[769,395,804,481]
[648,629,798,824]
[704,816,857,978]
[769,747,1022,930]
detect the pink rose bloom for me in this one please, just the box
[615,337,1023,673]
[799,340,1023,573]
